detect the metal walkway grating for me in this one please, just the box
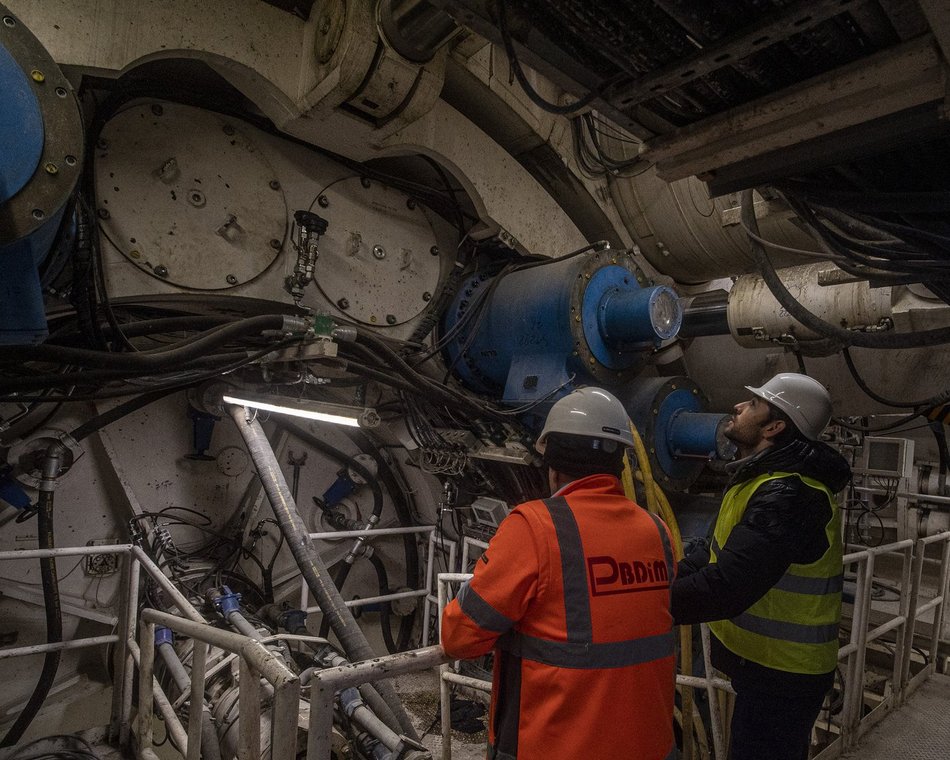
[845,673,950,759]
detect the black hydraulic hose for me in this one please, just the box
[1,314,292,370]
[367,553,398,655]
[743,189,950,349]
[70,203,105,349]
[226,406,418,740]
[1,455,63,747]
[0,352,251,394]
[344,430,420,651]
[355,330,506,422]
[842,348,950,409]
[68,388,183,441]
[48,314,231,344]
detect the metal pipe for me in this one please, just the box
[341,688,405,753]
[227,405,417,738]
[0,634,118,659]
[439,573,452,760]
[187,641,207,760]
[157,639,223,760]
[700,622,729,760]
[0,543,133,560]
[309,646,450,759]
[239,657,262,759]
[318,650,404,738]
[129,640,190,753]
[675,674,734,693]
[308,525,434,540]
[140,609,296,688]
[119,557,141,747]
[157,642,191,693]
[441,671,491,692]
[302,588,429,614]
[226,609,264,640]
[137,620,156,753]
[678,290,730,337]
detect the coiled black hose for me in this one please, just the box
[1,314,291,370]
[744,189,950,349]
[0,488,60,748]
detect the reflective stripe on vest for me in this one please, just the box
[708,472,842,674]
[498,496,674,670]
[711,536,844,597]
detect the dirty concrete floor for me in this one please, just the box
[395,669,488,760]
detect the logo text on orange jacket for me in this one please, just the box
[587,555,669,596]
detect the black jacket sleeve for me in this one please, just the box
[671,477,832,625]
[677,538,710,578]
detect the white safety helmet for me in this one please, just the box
[745,373,833,441]
[535,387,635,454]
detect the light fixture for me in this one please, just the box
[222,393,380,428]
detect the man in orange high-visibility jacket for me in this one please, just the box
[441,387,677,760]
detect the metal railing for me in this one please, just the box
[813,531,950,759]
[298,524,437,613]
[3,531,948,759]
[437,531,950,760]
[136,609,301,760]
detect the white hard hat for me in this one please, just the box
[745,373,833,440]
[535,387,634,454]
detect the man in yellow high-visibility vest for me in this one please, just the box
[672,373,851,760]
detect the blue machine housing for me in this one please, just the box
[442,249,682,403]
[622,376,734,491]
[0,8,84,344]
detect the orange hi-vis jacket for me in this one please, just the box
[441,474,676,760]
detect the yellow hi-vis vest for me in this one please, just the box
[708,472,842,675]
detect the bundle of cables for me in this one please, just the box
[776,178,950,303]
[0,311,313,402]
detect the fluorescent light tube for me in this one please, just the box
[223,394,379,428]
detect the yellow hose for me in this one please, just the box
[623,421,695,759]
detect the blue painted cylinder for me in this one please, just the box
[622,376,731,491]
[599,284,682,346]
[668,411,733,459]
[0,10,84,344]
[442,249,682,403]
[0,43,44,205]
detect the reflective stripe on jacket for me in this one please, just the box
[708,471,842,674]
[441,474,677,760]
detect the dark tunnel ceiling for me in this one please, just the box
[434,0,948,192]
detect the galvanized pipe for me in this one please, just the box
[119,557,141,746]
[158,642,191,693]
[441,671,491,693]
[227,404,417,738]
[438,574,453,760]
[137,620,156,753]
[226,608,265,640]
[308,525,434,540]
[700,622,729,760]
[308,646,450,759]
[186,641,207,760]
[0,543,133,560]
[340,688,405,753]
[0,634,118,659]
[129,639,190,752]
[141,609,296,687]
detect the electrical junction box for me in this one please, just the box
[470,497,509,529]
